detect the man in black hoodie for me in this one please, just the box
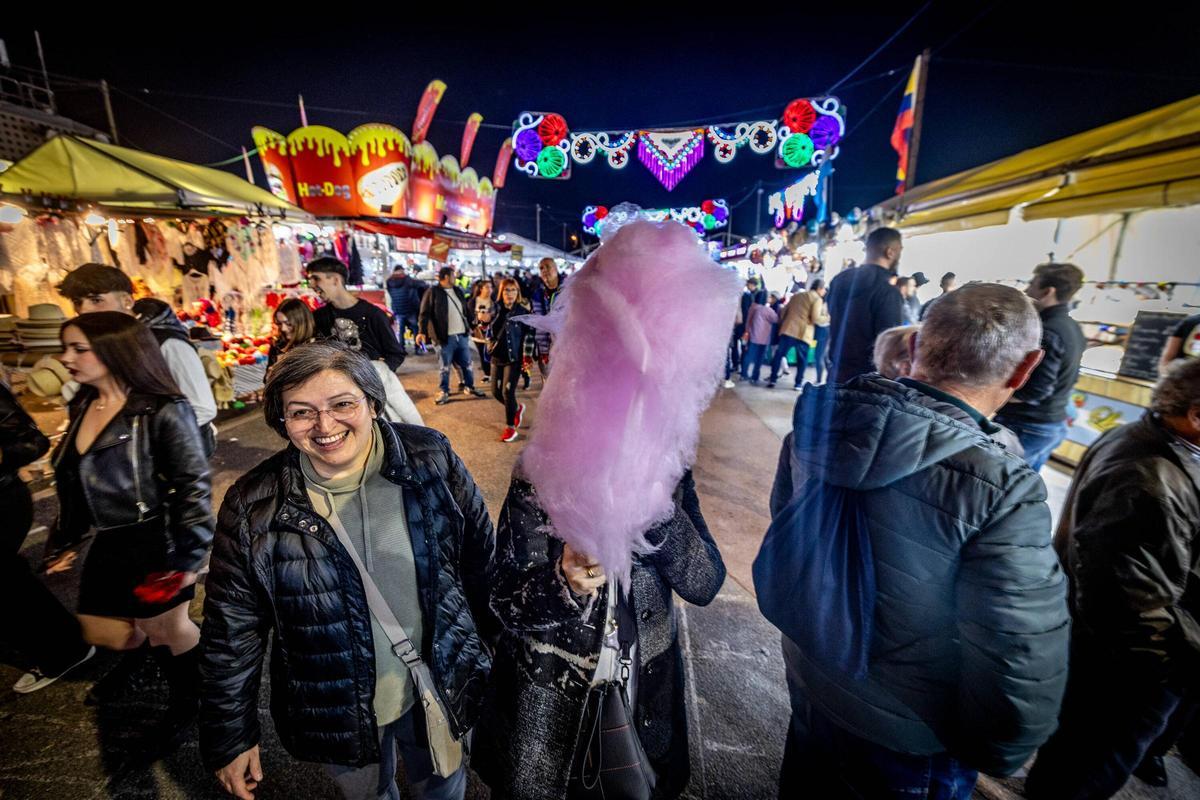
[825,228,905,383]
[994,262,1087,471]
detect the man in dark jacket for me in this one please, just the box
[385,265,426,354]
[417,266,487,405]
[766,283,1070,798]
[1025,358,1200,799]
[825,227,905,383]
[308,257,406,372]
[529,258,565,377]
[994,262,1087,471]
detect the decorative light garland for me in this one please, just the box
[582,199,729,236]
[512,98,844,190]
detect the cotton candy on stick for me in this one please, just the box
[520,218,741,592]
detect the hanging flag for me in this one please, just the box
[460,113,483,167]
[412,80,447,145]
[891,56,922,194]
[493,137,513,188]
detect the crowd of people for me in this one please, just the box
[0,219,1197,800]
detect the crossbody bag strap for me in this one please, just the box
[614,587,636,685]
[323,504,423,670]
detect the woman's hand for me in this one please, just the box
[44,550,78,575]
[561,543,606,597]
[216,745,263,800]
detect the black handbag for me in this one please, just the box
[568,591,657,800]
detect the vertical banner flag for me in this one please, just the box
[460,113,483,167]
[891,56,921,194]
[412,80,447,145]
[493,137,513,188]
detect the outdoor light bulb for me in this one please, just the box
[0,205,25,224]
[84,212,106,226]
[740,238,748,244]
[497,234,506,241]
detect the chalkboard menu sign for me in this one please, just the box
[1118,311,1186,381]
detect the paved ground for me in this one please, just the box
[0,354,1195,799]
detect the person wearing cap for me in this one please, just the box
[56,264,217,456]
[307,257,407,372]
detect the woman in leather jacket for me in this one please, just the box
[488,278,533,443]
[46,312,213,733]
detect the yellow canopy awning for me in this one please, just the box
[877,94,1200,229]
[0,135,310,220]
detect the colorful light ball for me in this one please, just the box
[515,128,543,162]
[536,146,567,178]
[783,99,816,134]
[781,133,815,168]
[701,199,715,214]
[583,213,597,228]
[809,115,842,150]
[538,114,569,146]
[703,214,717,230]
[595,206,609,219]
[713,205,728,222]
[694,222,706,233]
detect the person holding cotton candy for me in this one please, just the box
[473,213,735,800]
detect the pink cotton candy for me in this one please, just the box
[519,218,741,591]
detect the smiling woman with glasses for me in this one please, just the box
[198,341,497,800]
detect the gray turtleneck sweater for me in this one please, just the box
[300,424,422,726]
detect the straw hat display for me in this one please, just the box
[16,304,67,351]
[26,355,71,398]
[0,315,16,351]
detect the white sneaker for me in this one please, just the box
[723,379,735,388]
[13,646,96,694]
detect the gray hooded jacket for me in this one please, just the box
[770,374,1070,776]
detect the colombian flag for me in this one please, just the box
[891,56,922,194]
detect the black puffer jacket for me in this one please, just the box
[474,470,725,800]
[1055,411,1200,684]
[198,422,496,771]
[50,389,212,571]
[0,381,49,488]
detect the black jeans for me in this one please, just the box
[1025,639,1185,800]
[492,360,522,426]
[475,340,491,377]
[0,480,89,673]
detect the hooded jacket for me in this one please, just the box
[769,375,1069,776]
[132,298,217,426]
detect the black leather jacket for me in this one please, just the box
[50,389,213,571]
[198,421,496,771]
[0,382,49,488]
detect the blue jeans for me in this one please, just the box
[992,415,1068,471]
[814,326,830,384]
[780,705,977,799]
[741,342,768,382]
[325,709,466,800]
[770,335,810,386]
[438,334,476,395]
[394,312,420,351]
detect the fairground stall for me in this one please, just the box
[871,93,1200,466]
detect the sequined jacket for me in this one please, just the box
[474,469,725,800]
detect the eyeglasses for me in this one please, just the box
[281,395,367,429]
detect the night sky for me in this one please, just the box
[6,7,1200,244]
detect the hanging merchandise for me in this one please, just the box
[583,199,728,237]
[511,97,845,190]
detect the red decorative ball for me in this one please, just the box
[783,99,816,134]
[538,114,569,146]
[701,200,715,214]
[595,206,609,219]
